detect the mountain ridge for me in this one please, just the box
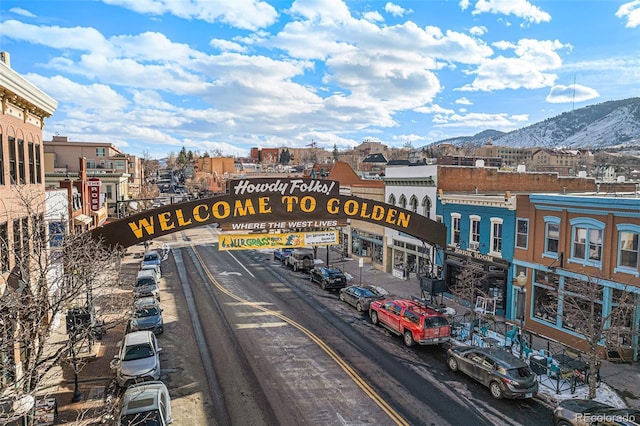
[429,97,640,150]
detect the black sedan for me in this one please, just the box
[309,267,347,290]
[339,285,386,312]
[447,346,538,399]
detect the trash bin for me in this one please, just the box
[530,354,548,376]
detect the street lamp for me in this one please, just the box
[514,271,527,357]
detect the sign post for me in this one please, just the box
[359,257,364,285]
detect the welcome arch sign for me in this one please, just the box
[90,178,447,249]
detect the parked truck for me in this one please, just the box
[369,296,451,347]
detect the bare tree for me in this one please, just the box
[558,273,636,399]
[447,260,489,344]
[0,186,127,424]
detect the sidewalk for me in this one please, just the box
[328,249,640,410]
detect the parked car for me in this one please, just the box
[369,298,450,346]
[141,263,162,280]
[339,285,386,312]
[553,399,640,426]
[133,270,161,301]
[309,266,347,290]
[129,297,164,335]
[119,380,173,425]
[446,346,538,399]
[273,248,293,263]
[111,331,162,388]
[141,250,162,272]
[286,248,316,272]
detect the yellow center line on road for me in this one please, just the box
[192,245,409,426]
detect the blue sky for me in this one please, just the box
[1,0,639,159]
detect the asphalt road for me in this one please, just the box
[157,228,555,425]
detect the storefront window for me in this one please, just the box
[533,270,559,324]
[561,277,603,333]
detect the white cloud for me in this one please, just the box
[469,25,487,36]
[363,11,383,22]
[209,38,248,53]
[545,84,600,104]
[470,0,551,24]
[459,0,471,11]
[9,7,35,17]
[460,39,569,91]
[455,97,473,105]
[385,2,411,17]
[414,104,455,115]
[616,1,640,28]
[101,0,278,31]
[432,111,529,129]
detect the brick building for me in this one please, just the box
[512,193,640,360]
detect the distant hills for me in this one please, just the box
[430,97,640,150]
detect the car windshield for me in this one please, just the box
[123,344,154,361]
[143,253,159,262]
[327,270,343,278]
[136,278,156,287]
[120,410,162,425]
[135,307,160,318]
[507,366,533,379]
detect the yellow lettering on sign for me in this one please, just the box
[300,196,316,213]
[193,204,210,222]
[397,211,410,228]
[158,212,176,231]
[326,198,339,214]
[128,217,155,238]
[176,209,192,226]
[212,201,231,219]
[359,202,371,219]
[371,205,384,221]
[281,196,298,212]
[234,199,256,216]
[385,208,397,225]
[344,200,358,216]
[258,197,272,213]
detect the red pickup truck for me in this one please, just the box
[369,298,451,347]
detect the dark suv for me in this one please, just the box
[446,346,538,399]
[309,266,347,290]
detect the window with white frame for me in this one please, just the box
[516,218,529,249]
[409,195,418,213]
[399,195,407,209]
[570,217,604,266]
[451,213,461,246]
[544,216,560,257]
[422,196,432,218]
[616,224,639,274]
[469,215,480,248]
[490,218,503,255]
[96,147,106,157]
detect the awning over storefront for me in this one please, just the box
[74,214,93,225]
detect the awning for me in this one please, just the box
[74,214,93,225]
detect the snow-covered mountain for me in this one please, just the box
[431,98,640,149]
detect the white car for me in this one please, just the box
[112,331,162,388]
[119,381,172,425]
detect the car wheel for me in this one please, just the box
[489,381,504,399]
[447,357,458,371]
[371,311,379,325]
[339,293,345,302]
[302,258,312,269]
[293,263,298,272]
[356,302,363,312]
[403,330,415,347]
[555,421,573,426]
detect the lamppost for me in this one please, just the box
[514,271,527,357]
